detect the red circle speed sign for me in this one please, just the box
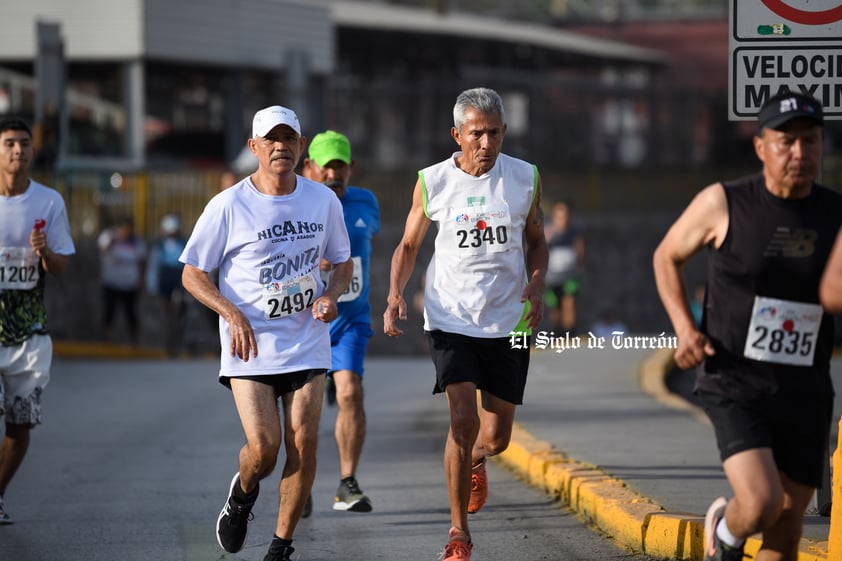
[760,0,842,25]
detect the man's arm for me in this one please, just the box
[313,257,353,322]
[520,174,549,330]
[384,178,431,337]
[30,226,68,274]
[182,263,258,361]
[820,227,842,312]
[652,183,728,369]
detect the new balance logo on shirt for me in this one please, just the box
[763,227,817,258]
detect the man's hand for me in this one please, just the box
[226,308,258,362]
[383,294,407,337]
[182,263,257,361]
[673,328,715,370]
[30,224,48,259]
[312,296,338,323]
[520,270,545,330]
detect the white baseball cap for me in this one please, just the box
[252,105,301,138]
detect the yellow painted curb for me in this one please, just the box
[495,348,830,561]
[827,417,842,560]
[53,340,169,359]
[498,422,687,559]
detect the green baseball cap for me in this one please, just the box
[309,130,351,167]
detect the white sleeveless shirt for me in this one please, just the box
[421,152,537,337]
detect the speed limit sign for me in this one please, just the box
[730,0,842,119]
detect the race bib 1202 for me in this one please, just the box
[0,247,40,290]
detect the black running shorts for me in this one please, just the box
[425,330,530,405]
[697,390,833,488]
[220,369,326,399]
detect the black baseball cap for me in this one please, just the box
[757,92,823,131]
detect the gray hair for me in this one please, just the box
[453,87,505,132]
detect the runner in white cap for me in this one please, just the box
[180,105,352,561]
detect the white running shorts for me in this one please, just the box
[0,334,52,425]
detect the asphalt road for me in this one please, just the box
[2,356,659,561]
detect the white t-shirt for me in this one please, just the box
[0,179,76,291]
[421,153,537,337]
[0,179,75,252]
[0,180,75,345]
[180,176,350,376]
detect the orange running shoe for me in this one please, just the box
[442,528,473,561]
[467,458,487,514]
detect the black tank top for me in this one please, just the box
[696,173,842,398]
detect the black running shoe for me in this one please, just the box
[216,472,258,553]
[333,476,372,512]
[263,541,295,561]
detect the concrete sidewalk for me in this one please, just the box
[496,344,841,561]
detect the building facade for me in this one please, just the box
[1,0,670,171]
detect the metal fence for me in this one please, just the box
[43,169,221,241]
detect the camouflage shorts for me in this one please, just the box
[0,334,52,425]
